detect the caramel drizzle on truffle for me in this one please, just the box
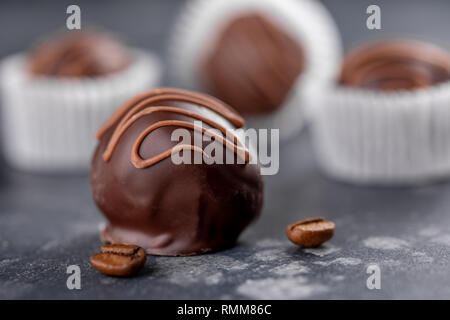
[96,88,250,169]
[339,41,450,90]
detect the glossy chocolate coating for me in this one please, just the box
[339,40,450,91]
[90,88,263,256]
[28,31,130,78]
[200,13,304,115]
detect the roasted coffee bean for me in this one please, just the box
[286,217,335,248]
[90,244,146,276]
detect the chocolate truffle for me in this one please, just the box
[90,88,263,256]
[28,31,130,78]
[339,40,450,91]
[200,13,305,115]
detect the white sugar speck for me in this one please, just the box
[431,234,450,246]
[314,257,362,267]
[303,245,340,257]
[253,249,289,262]
[237,277,328,299]
[270,261,310,276]
[363,237,408,250]
[160,254,248,285]
[205,272,224,285]
[380,259,402,267]
[256,238,284,248]
[411,251,433,263]
[415,255,434,264]
[212,255,249,271]
[0,258,20,269]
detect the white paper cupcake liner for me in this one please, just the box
[311,82,450,185]
[0,49,161,172]
[169,0,342,140]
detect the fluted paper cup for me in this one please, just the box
[170,0,342,140]
[312,82,450,185]
[0,49,161,171]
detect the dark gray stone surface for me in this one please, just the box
[1,0,450,299]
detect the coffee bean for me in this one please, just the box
[90,244,146,276]
[286,217,335,248]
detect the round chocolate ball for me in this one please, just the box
[28,31,130,78]
[90,88,264,256]
[200,13,305,115]
[339,40,450,91]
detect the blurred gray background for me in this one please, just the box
[2,0,450,300]
[1,0,449,77]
